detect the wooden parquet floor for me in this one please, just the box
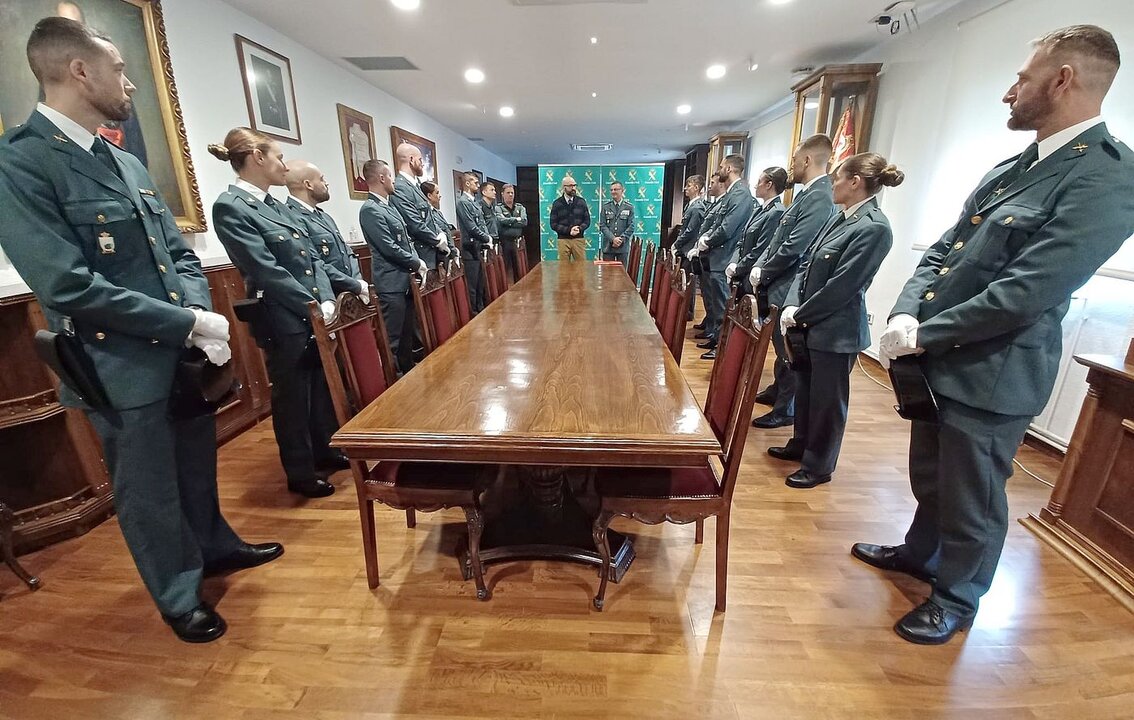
[2,312,1132,719]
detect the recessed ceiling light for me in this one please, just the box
[676,104,692,115]
[464,68,485,84]
[591,91,598,98]
[390,0,420,9]
[748,61,759,72]
[706,64,726,80]
[769,0,794,5]
[804,100,820,110]
[590,36,598,44]
[499,106,514,118]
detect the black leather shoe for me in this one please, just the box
[204,542,285,577]
[850,543,936,584]
[693,321,706,330]
[767,444,803,461]
[700,349,717,360]
[753,388,776,406]
[785,469,831,488]
[752,412,794,429]
[696,339,717,350]
[315,452,350,471]
[164,604,226,643]
[894,600,973,645]
[694,331,710,339]
[287,477,335,498]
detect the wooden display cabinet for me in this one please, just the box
[706,133,748,180]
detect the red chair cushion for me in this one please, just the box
[594,464,721,499]
[451,275,472,326]
[426,290,455,345]
[367,461,482,489]
[341,321,389,405]
[705,327,750,440]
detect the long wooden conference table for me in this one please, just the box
[333,261,721,581]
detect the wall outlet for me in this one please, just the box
[867,312,875,325]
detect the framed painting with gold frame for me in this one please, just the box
[336,104,375,201]
[0,0,207,232]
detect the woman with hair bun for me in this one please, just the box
[771,152,903,489]
[208,127,342,499]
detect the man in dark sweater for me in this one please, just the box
[549,176,590,261]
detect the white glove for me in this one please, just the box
[320,300,336,323]
[780,306,799,335]
[696,235,710,252]
[686,247,699,260]
[725,262,737,280]
[880,314,919,358]
[748,266,762,288]
[357,282,370,305]
[418,259,428,274]
[190,309,229,341]
[435,230,446,245]
[191,336,231,366]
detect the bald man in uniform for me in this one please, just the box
[391,143,450,269]
[284,160,366,296]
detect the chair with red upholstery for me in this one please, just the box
[496,245,511,290]
[638,242,656,306]
[626,237,643,285]
[662,268,693,363]
[410,267,458,355]
[649,248,670,321]
[516,237,530,279]
[482,247,503,305]
[591,295,777,612]
[446,258,473,329]
[308,293,494,600]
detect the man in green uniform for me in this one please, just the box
[599,180,635,267]
[858,25,1134,645]
[0,18,282,644]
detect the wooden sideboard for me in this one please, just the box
[1023,339,1134,613]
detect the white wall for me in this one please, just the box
[0,0,514,295]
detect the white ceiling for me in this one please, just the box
[224,0,966,165]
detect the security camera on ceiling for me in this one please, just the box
[870,1,919,35]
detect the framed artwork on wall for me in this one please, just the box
[389,126,437,183]
[452,169,467,199]
[0,0,208,231]
[336,104,375,201]
[234,34,301,143]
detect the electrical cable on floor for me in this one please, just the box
[855,356,1055,489]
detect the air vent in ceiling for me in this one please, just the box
[513,0,645,5]
[468,137,485,142]
[343,56,418,71]
[571,143,613,152]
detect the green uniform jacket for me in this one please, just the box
[703,181,754,272]
[0,111,201,409]
[673,197,707,256]
[787,198,893,354]
[755,175,836,307]
[732,197,785,271]
[284,196,363,290]
[599,199,635,255]
[892,123,1134,416]
[456,192,492,262]
[391,174,447,268]
[213,185,334,338]
[360,194,419,293]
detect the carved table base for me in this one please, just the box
[457,466,636,583]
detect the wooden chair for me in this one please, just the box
[410,268,457,355]
[308,293,493,599]
[483,247,503,305]
[626,237,643,285]
[591,296,777,612]
[1,502,41,594]
[516,237,530,279]
[497,245,511,290]
[445,258,473,329]
[649,248,670,320]
[638,242,656,306]
[662,268,693,363]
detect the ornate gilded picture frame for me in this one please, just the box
[336,104,375,201]
[0,0,207,232]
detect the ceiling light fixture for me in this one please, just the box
[390,0,420,10]
[591,91,598,98]
[590,36,598,44]
[748,59,759,72]
[768,0,794,6]
[706,64,726,80]
[464,67,485,83]
[499,106,515,118]
[676,104,691,115]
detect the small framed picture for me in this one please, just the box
[336,104,376,200]
[234,34,301,143]
[389,125,438,183]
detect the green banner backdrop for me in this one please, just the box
[537,163,665,263]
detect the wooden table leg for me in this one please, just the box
[0,502,42,593]
[456,466,636,583]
